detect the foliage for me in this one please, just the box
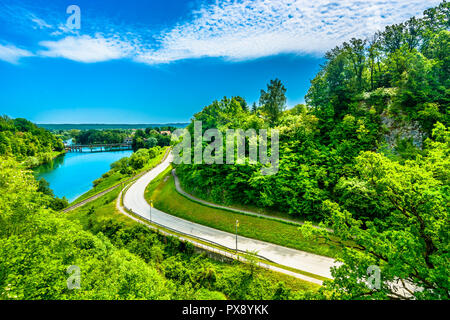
[132,127,175,151]
[259,78,287,125]
[0,115,64,167]
[1,2,448,301]
[0,158,172,299]
[66,184,320,300]
[1,157,317,300]
[300,123,449,299]
[36,178,69,210]
[306,2,449,138]
[72,129,129,145]
[173,3,449,299]
[176,3,449,223]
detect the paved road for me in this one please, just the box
[116,189,324,285]
[123,152,338,279]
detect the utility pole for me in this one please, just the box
[235,219,239,254]
[150,200,153,222]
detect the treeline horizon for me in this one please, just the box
[37,123,189,131]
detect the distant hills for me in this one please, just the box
[37,123,189,131]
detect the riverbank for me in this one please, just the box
[25,150,66,170]
[69,147,169,206]
[34,149,134,202]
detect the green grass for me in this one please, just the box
[181,181,312,224]
[145,169,342,259]
[263,260,330,282]
[66,187,135,227]
[257,268,321,292]
[71,171,127,205]
[49,150,66,159]
[70,147,168,205]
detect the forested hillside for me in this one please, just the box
[0,116,64,167]
[177,2,449,221]
[175,2,449,299]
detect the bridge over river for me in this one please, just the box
[65,143,132,153]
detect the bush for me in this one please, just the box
[49,197,69,211]
[93,177,104,187]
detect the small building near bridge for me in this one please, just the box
[124,137,133,144]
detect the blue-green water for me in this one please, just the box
[34,150,133,202]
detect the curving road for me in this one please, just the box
[123,152,338,279]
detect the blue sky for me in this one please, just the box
[0,0,441,124]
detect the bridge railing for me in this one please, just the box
[65,143,132,152]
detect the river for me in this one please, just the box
[34,150,133,202]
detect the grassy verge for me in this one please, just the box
[66,188,131,226]
[27,150,67,169]
[66,187,321,296]
[49,150,67,160]
[70,147,167,205]
[145,169,342,259]
[180,179,311,224]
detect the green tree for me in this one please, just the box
[301,124,449,299]
[259,79,287,125]
[251,102,258,113]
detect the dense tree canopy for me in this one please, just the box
[306,2,449,139]
[301,123,449,299]
[177,2,449,221]
[0,116,64,167]
[73,129,129,145]
[132,127,173,151]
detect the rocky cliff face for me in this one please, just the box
[381,112,426,149]
[360,88,427,150]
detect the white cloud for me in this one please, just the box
[38,34,134,63]
[136,0,442,64]
[1,0,442,65]
[29,15,53,29]
[0,44,33,64]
